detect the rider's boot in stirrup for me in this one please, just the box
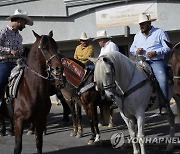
[159,106,168,115]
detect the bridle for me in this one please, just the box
[26,35,62,80]
[96,56,148,101]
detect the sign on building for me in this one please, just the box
[96,3,157,28]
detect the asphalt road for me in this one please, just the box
[1,102,180,154]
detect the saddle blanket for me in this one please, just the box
[9,65,24,98]
[61,58,86,88]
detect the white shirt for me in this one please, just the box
[99,40,119,57]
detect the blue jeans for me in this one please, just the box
[85,64,94,69]
[0,62,16,94]
[147,60,168,100]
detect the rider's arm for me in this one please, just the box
[154,30,170,56]
[0,28,11,54]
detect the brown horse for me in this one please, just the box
[170,42,180,95]
[56,55,113,144]
[13,30,62,154]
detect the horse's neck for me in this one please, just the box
[115,57,136,91]
[27,49,45,71]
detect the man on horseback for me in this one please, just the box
[74,32,94,69]
[130,13,170,114]
[0,9,33,136]
[93,30,120,109]
[0,9,33,106]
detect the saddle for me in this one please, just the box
[8,58,25,98]
[136,59,171,112]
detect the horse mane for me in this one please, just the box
[95,51,136,90]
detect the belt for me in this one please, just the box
[0,58,16,63]
[151,59,163,61]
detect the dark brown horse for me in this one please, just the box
[12,30,61,154]
[170,42,180,95]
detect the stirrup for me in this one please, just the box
[110,103,118,109]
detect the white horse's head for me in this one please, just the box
[94,56,116,101]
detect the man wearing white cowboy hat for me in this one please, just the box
[74,32,94,68]
[130,13,170,114]
[94,30,119,109]
[0,9,33,114]
[93,30,119,57]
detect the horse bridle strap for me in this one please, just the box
[116,78,149,100]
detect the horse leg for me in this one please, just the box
[108,107,114,128]
[0,116,6,136]
[69,101,78,137]
[14,117,23,154]
[121,114,140,154]
[92,104,100,143]
[165,99,175,152]
[7,119,14,136]
[27,122,35,135]
[98,105,105,127]
[34,119,45,154]
[136,113,145,154]
[56,91,70,122]
[76,103,83,138]
[83,103,97,144]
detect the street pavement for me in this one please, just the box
[1,101,180,154]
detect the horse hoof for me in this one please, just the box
[27,130,34,135]
[88,139,94,145]
[76,133,83,138]
[6,130,14,136]
[98,123,103,127]
[43,131,47,136]
[70,131,76,137]
[108,123,113,128]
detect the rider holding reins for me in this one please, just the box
[130,13,171,114]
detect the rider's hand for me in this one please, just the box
[146,51,157,58]
[136,48,144,54]
[10,50,20,56]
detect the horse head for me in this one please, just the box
[93,56,116,101]
[31,30,63,87]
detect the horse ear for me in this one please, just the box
[49,31,53,38]
[32,30,41,39]
[88,57,98,64]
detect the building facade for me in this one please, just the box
[0,0,179,57]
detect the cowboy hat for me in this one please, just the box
[6,9,33,26]
[93,30,112,41]
[138,13,156,24]
[79,32,90,41]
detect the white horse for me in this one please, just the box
[90,51,175,154]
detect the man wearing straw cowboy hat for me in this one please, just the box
[74,32,94,69]
[93,30,119,57]
[0,9,33,106]
[130,13,170,114]
[93,30,119,109]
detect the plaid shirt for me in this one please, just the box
[0,25,23,60]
